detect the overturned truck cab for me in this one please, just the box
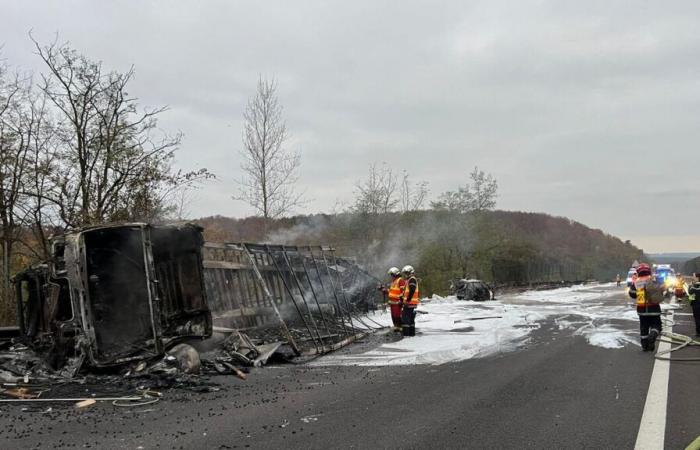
[14,223,212,369]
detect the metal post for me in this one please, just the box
[298,247,333,341]
[240,243,301,356]
[309,246,348,337]
[263,245,321,353]
[320,248,354,336]
[323,249,357,334]
[279,245,325,349]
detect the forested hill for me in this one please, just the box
[196,210,643,296]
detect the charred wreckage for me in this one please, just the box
[5,223,381,385]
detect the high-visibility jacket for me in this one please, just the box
[387,277,406,305]
[674,279,688,296]
[689,282,700,303]
[629,275,662,315]
[403,276,420,307]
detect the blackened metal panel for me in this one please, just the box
[150,224,212,340]
[83,226,159,364]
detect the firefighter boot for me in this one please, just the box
[641,337,650,351]
[648,328,659,351]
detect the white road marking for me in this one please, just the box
[634,311,673,450]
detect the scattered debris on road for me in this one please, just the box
[74,399,95,409]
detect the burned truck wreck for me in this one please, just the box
[11,223,382,377]
[13,223,212,370]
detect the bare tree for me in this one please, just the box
[0,39,213,322]
[33,37,209,228]
[167,186,197,221]
[0,61,29,310]
[0,61,56,316]
[399,170,429,213]
[234,76,304,220]
[469,166,498,211]
[23,97,59,260]
[353,162,398,215]
[431,166,498,213]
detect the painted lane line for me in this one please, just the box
[634,311,673,450]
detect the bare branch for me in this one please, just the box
[352,162,398,215]
[400,170,429,213]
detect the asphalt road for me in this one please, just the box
[0,285,698,449]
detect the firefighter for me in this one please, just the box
[400,265,420,337]
[687,272,700,336]
[384,267,406,332]
[674,274,688,302]
[628,263,663,351]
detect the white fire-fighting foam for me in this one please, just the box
[314,283,679,366]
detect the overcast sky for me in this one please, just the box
[2,0,700,252]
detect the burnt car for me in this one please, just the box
[450,279,494,301]
[14,223,212,369]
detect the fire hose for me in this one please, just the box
[655,332,700,362]
[653,313,700,361]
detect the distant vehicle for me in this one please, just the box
[653,264,676,287]
[625,269,637,288]
[451,279,494,301]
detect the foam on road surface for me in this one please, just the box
[317,283,658,366]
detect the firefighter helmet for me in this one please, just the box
[401,265,415,275]
[636,263,652,276]
[387,267,400,276]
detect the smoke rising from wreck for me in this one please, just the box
[265,211,478,287]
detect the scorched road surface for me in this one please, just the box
[0,284,694,449]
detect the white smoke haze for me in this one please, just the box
[264,211,478,275]
[265,215,331,244]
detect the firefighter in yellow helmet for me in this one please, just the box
[400,265,420,337]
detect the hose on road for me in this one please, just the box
[655,331,700,362]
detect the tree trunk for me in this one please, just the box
[0,239,12,325]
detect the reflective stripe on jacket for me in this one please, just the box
[404,276,420,307]
[387,277,406,305]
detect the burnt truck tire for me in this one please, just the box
[166,343,201,374]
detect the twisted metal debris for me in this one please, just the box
[203,243,382,357]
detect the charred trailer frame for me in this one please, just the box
[13,223,212,368]
[203,243,383,356]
